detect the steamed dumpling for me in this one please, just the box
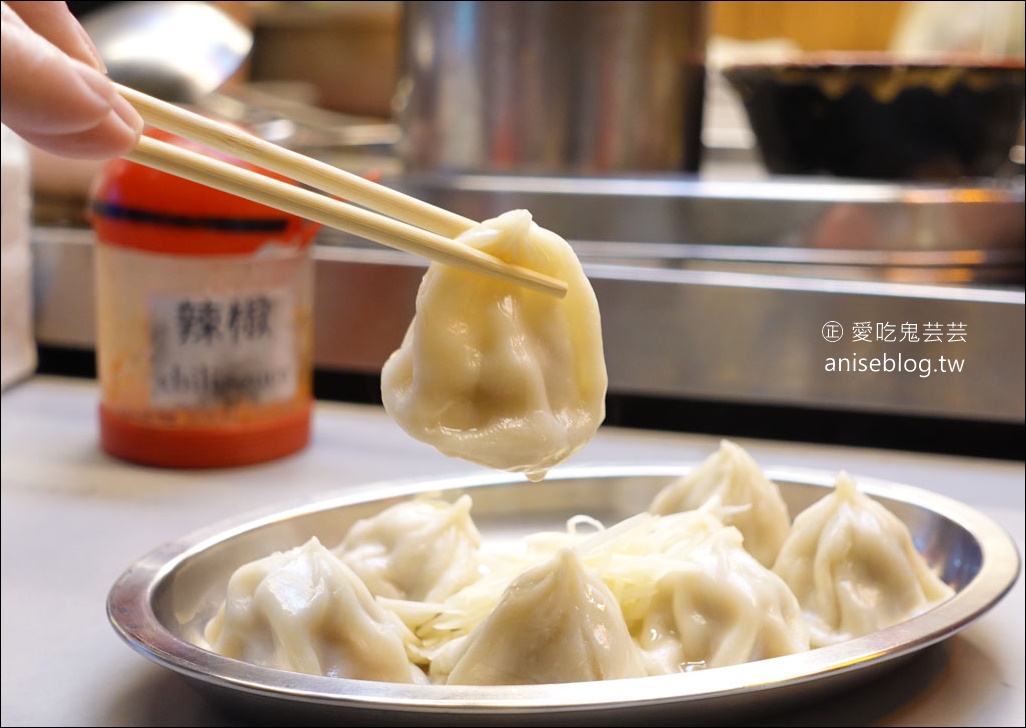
[203,537,426,683]
[772,472,955,648]
[380,209,607,481]
[334,495,482,602]
[433,548,647,685]
[636,524,810,674]
[523,510,809,674]
[648,440,791,567]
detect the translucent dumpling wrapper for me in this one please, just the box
[772,472,955,648]
[380,209,607,481]
[648,439,791,567]
[334,494,482,603]
[432,548,648,685]
[414,510,725,662]
[519,510,808,673]
[635,525,810,674]
[203,537,427,683]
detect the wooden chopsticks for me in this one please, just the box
[115,84,568,298]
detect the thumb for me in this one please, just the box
[1,3,142,157]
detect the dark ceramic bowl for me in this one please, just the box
[723,54,1025,180]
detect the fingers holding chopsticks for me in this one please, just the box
[0,1,143,158]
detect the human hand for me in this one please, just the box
[0,1,142,159]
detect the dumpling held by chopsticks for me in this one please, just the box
[381,210,607,481]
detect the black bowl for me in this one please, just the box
[723,54,1025,180]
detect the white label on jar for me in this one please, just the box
[149,288,297,409]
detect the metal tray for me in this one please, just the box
[107,465,1021,727]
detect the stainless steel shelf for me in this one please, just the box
[379,172,1025,284]
[32,225,1025,426]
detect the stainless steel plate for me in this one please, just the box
[107,465,1021,726]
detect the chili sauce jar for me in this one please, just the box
[89,128,321,468]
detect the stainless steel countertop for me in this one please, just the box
[2,375,1022,727]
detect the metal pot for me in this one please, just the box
[395,1,709,175]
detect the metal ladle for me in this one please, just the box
[82,1,399,152]
[81,0,253,104]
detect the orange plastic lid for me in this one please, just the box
[89,127,321,256]
[99,403,312,469]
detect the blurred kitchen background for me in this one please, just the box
[5,1,1024,459]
